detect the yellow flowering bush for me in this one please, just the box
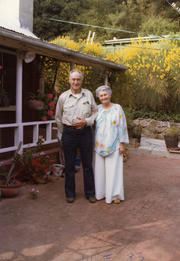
[43,36,180,115]
[50,36,80,51]
[106,38,180,113]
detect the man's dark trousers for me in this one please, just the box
[62,126,95,198]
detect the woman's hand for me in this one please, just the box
[119,143,125,155]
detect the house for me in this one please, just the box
[0,0,128,159]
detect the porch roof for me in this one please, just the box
[0,27,128,71]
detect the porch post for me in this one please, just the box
[70,62,75,70]
[16,54,23,123]
[15,53,23,151]
[104,70,108,85]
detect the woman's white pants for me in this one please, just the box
[93,149,124,204]
[94,150,124,203]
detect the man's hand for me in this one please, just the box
[72,117,87,129]
[119,143,125,155]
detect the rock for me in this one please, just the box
[132,119,180,140]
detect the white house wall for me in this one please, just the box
[0,0,37,38]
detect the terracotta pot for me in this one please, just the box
[27,100,44,111]
[134,136,141,147]
[0,181,22,198]
[32,173,48,184]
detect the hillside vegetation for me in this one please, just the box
[33,0,180,42]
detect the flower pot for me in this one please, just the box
[0,181,22,198]
[134,135,141,147]
[135,138,141,148]
[27,100,44,111]
[32,173,48,184]
[52,164,64,177]
[164,135,179,149]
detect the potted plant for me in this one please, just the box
[0,138,56,198]
[14,137,56,184]
[164,126,180,150]
[0,142,22,198]
[0,165,22,198]
[27,90,45,110]
[30,152,56,183]
[27,90,57,121]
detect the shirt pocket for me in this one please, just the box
[82,101,91,117]
[63,104,74,115]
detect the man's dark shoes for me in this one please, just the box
[66,197,75,203]
[87,197,96,203]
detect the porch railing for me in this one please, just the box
[0,120,58,154]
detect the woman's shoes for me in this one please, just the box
[113,198,120,204]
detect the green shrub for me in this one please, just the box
[164,126,180,136]
[124,108,180,123]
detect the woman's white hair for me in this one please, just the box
[96,85,112,97]
[69,69,84,80]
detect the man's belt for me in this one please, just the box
[63,124,76,129]
[63,124,88,129]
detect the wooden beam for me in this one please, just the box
[0,27,129,71]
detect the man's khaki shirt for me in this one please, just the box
[55,88,97,135]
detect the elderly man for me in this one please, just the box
[55,69,97,203]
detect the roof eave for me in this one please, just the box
[0,27,129,71]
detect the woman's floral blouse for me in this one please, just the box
[95,104,129,156]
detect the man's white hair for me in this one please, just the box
[69,69,84,80]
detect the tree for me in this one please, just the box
[33,0,86,40]
[33,0,180,42]
[141,16,179,36]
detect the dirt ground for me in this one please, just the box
[0,152,180,261]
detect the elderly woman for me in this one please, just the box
[94,85,129,204]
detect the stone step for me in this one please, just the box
[129,137,180,159]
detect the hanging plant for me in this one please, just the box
[27,90,57,121]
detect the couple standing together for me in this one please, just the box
[55,69,129,204]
